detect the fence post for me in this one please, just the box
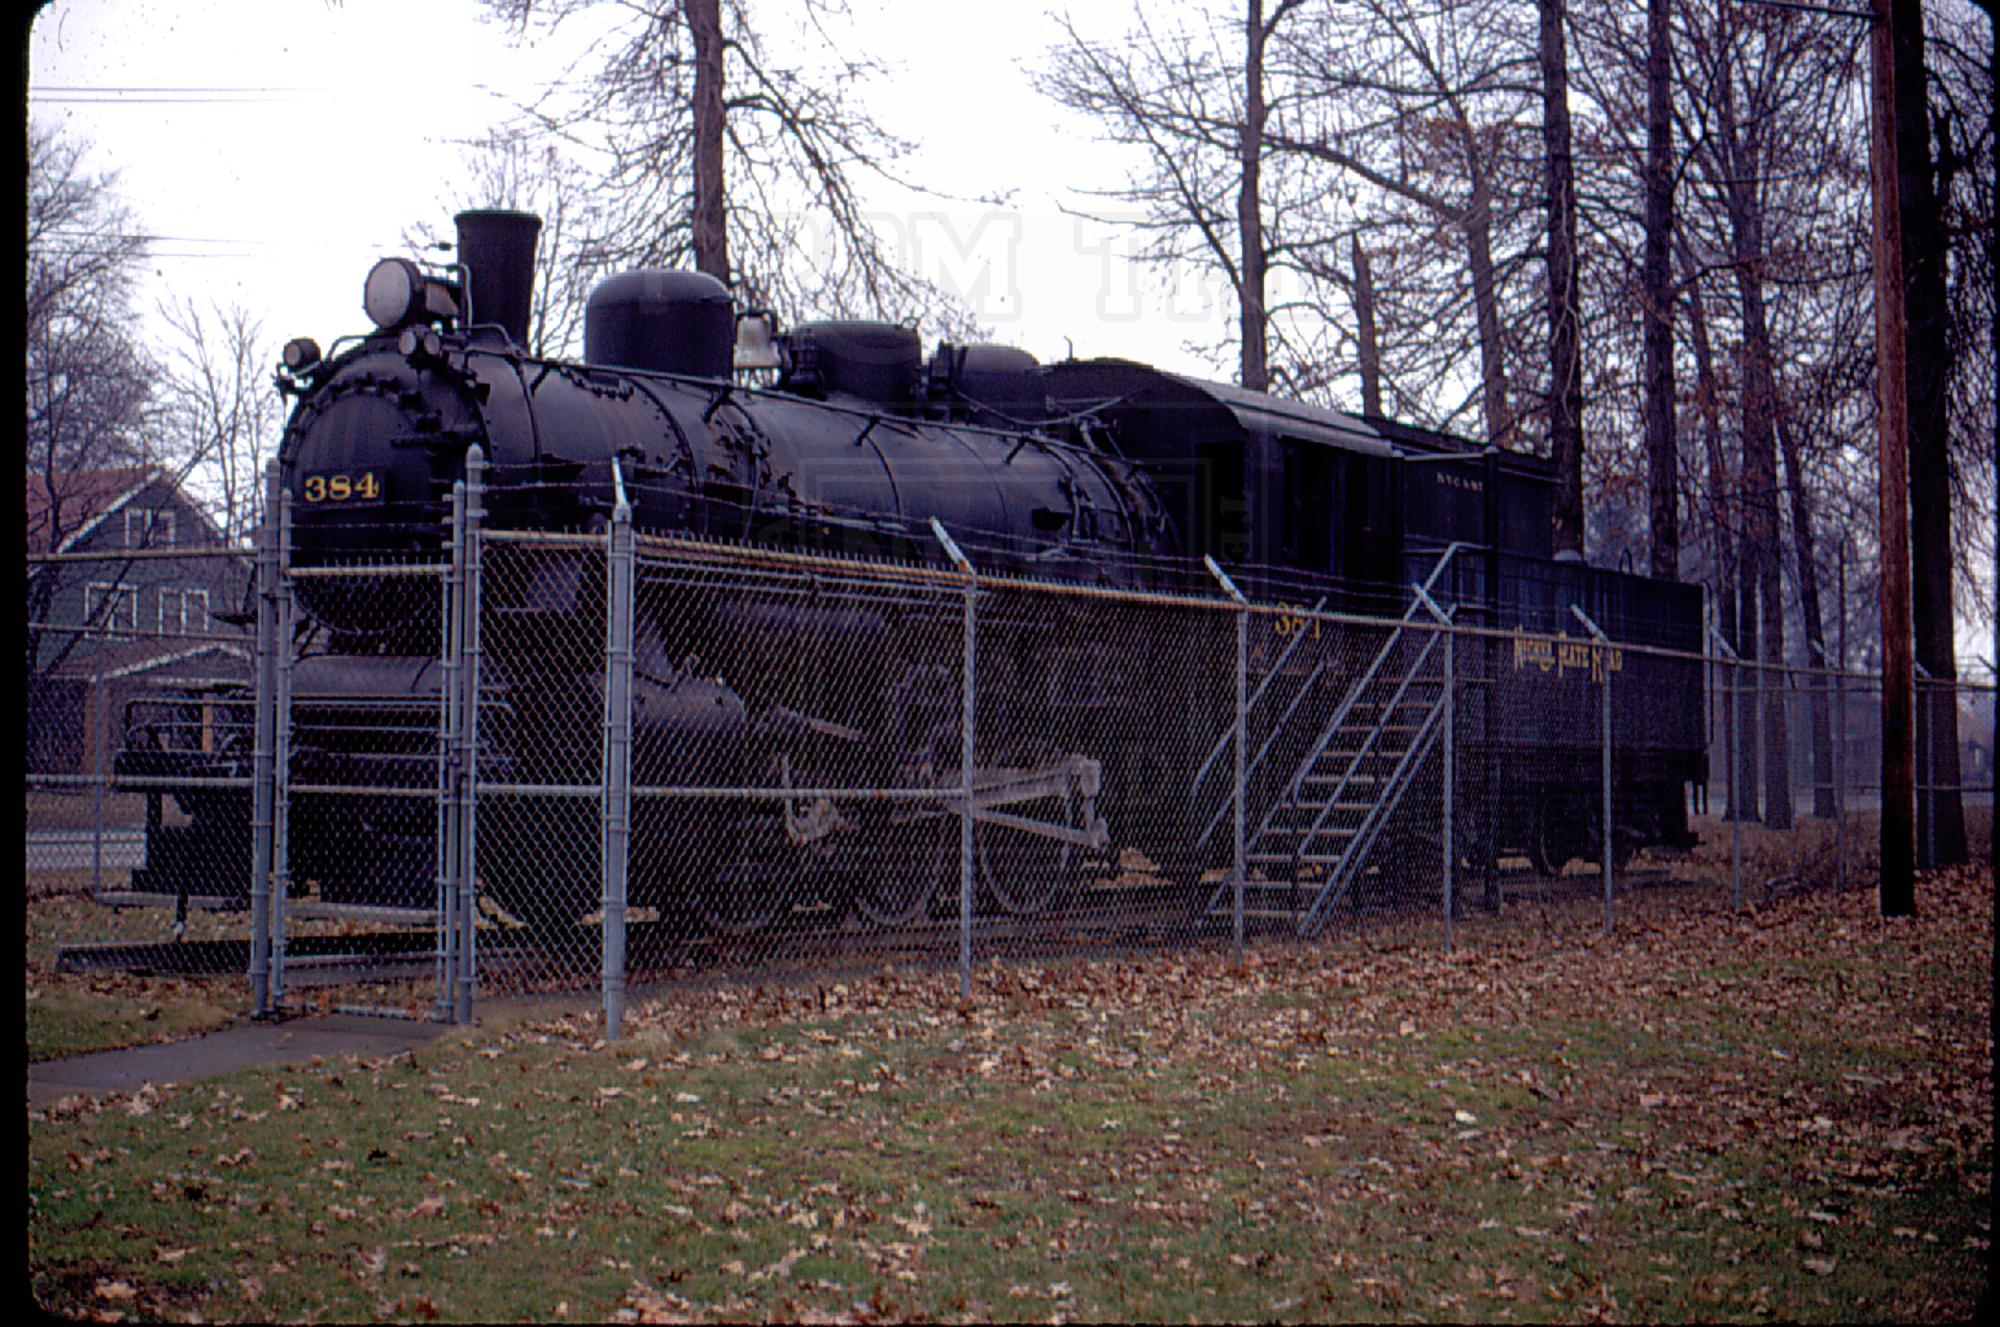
[1202,557,1249,964]
[1834,663,1847,892]
[602,463,635,1040]
[1411,580,1455,945]
[1915,663,1932,870]
[931,520,976,1001]
[435,481,467,1023]
[457,447,486,1025]
[1573,606,1613,933]
[271,486,297,1004]
[1711,627,1743,909]
[249,465,279,1016]
[1753,653,1766,856]
[92,677,107,897]
[1443,621,1455,948]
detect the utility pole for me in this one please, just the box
[1868,0,1915,916]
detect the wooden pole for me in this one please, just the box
[1868,0,1915,916]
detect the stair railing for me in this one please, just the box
[1294,591,1455,933]
[1246,543,1468,851]
[1189,593,1328,854]
[1199,543,1466,920]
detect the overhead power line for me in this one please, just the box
[32,81,565,106]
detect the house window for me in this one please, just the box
[157,588,211,635]
[83,582,140,637]
[124,508,176,548]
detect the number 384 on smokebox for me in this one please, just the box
[300,471,382,503]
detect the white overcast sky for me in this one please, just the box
[28,0,1235,376]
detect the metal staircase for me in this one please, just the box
[1203,547,1462,935]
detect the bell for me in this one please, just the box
[732,310,781,371]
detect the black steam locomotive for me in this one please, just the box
[116,210,1704,933]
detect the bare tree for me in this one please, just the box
[1268,0,1544,444]
[1925,5,1995,616]
[1237,0,1284,390]
[26,122,155,507]
[156,298,281,544]
[481,0,980,334]
[27,123,157,649]
[689,0,729,283]
[25,122,183,751]
[1675,0,1861,828]
[1896,0,1981,865]
[1351,236,1384,415]
[1038,2,1315,393]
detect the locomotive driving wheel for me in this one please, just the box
[978,816,1080,916]
[850,810,953,927]
[693,795,803,937]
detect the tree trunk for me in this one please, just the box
[688,0,729,285]
[1641,0,1678,581]
[1539,0,1584,554]
[1738,570,1763,824]
[1719,37,1792,831]
[1464,166,1512,449]
[1684,259,1745,820]
[1779,408,1836,819]
[1869,0,1916,913]
[1238,0,1269,392]
[1892,0,1966,865]
[1352,237,1382,416]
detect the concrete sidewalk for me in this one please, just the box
[27,1013,459,1111]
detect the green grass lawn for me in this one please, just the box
[25,876,248,1061]
[29,864,1992,1322]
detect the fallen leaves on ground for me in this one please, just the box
[27,863,1993,1324]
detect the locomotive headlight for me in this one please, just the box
[364,258,425,330]
[397,326,444,361]
[281,337,322,372]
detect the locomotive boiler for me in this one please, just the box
[116,208,1705,936]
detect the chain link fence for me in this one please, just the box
[25,456,1997,1036]
[27,543,259,1020]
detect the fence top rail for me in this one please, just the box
[286,562,451,579]
[27,546,254,566]
[621,526,1250,614]
[28,622,251,646]
[483,529,603,550]
[449,526,2000,691]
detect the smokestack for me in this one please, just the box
[454,210,542,349]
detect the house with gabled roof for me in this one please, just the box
[26,467,255,775]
